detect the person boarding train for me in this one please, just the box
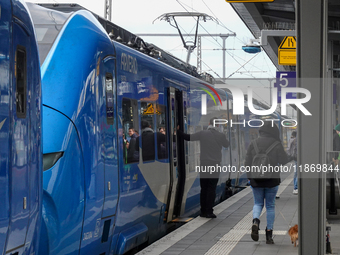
[177,117,230,218]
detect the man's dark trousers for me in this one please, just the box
[200,161,220,215]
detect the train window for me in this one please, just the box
[122,98,139,164]
[183,100,189,165]
[15,46,27,118]
[156,104,168,159]
[140,102,155,161]
[171,98,177,160]
[105,73,114,125]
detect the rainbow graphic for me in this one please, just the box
[199,83,222,115]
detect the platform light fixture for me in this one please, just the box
[242,45,261,54]
[242,38,261,54]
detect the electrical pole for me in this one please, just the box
[221,36,228,82]
[197,36,202,73]
[104,0,112,21]
[153,12,218,64]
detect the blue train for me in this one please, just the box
[4,3,293,255]
[0,0,42,254]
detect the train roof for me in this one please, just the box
[27,3,283,119]
[27,3,215,85]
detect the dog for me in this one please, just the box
[288,224,298,247]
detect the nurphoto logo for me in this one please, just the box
[200,82,312,127]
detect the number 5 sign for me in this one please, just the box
[274,71,296,103]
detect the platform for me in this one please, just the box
[137,171,339,255]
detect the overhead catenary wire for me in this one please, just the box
[189,50,223,79]
[175,1,276,97]
[226,51,270,73]
[174,0,273,78]
[174,0,225,49]
[177,0,245,46]
[225,52,257,78]
[262,51,276,77]
[201,0,237,35]
[173,1,238,54]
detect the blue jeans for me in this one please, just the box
[293,161,298,190]
[252,185,279,230]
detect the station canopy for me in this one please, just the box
[228,0,340,71]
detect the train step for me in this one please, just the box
[171,217,194,223]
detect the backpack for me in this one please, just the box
[249,140,281,179]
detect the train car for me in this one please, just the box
[218,93,291,188]
[0,0,42,254]
[26,3,290,255]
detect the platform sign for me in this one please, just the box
[278,36,296,66]
[274,71,296,103]
[226,0,274,2]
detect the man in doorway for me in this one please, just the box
[177,117,229,218]
[128,128,137,140]
[127,127,138,163]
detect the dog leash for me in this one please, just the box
[279,210,292,228]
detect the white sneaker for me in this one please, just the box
[293,189,298,195]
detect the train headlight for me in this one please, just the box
[43,152,64,171]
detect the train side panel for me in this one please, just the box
[0,1,12,252]
[0,0,42,254]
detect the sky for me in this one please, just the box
[30,0,277,81]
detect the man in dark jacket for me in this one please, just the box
[333,128,340,151]
[178,117,230,218]
[245,122,288,244]
[127,128,139,163]
[136,121,165,161]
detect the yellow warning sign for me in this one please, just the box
[279,36,296,49]
[143,103,160,115]
[278,50,296,66]
[143,103,155,115]
[278,36,296,66]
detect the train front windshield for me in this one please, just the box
[26,3,71,65]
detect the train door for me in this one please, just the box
[165,87,186,221]
[177,91,190,215]
[101,56,119,219]
[6,21,31,252]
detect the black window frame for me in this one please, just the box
[105,73,114,125]
[122,98,139,164]
[156,104,168,160]
[15,45,27,119]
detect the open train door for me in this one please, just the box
[165,86,186,222]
